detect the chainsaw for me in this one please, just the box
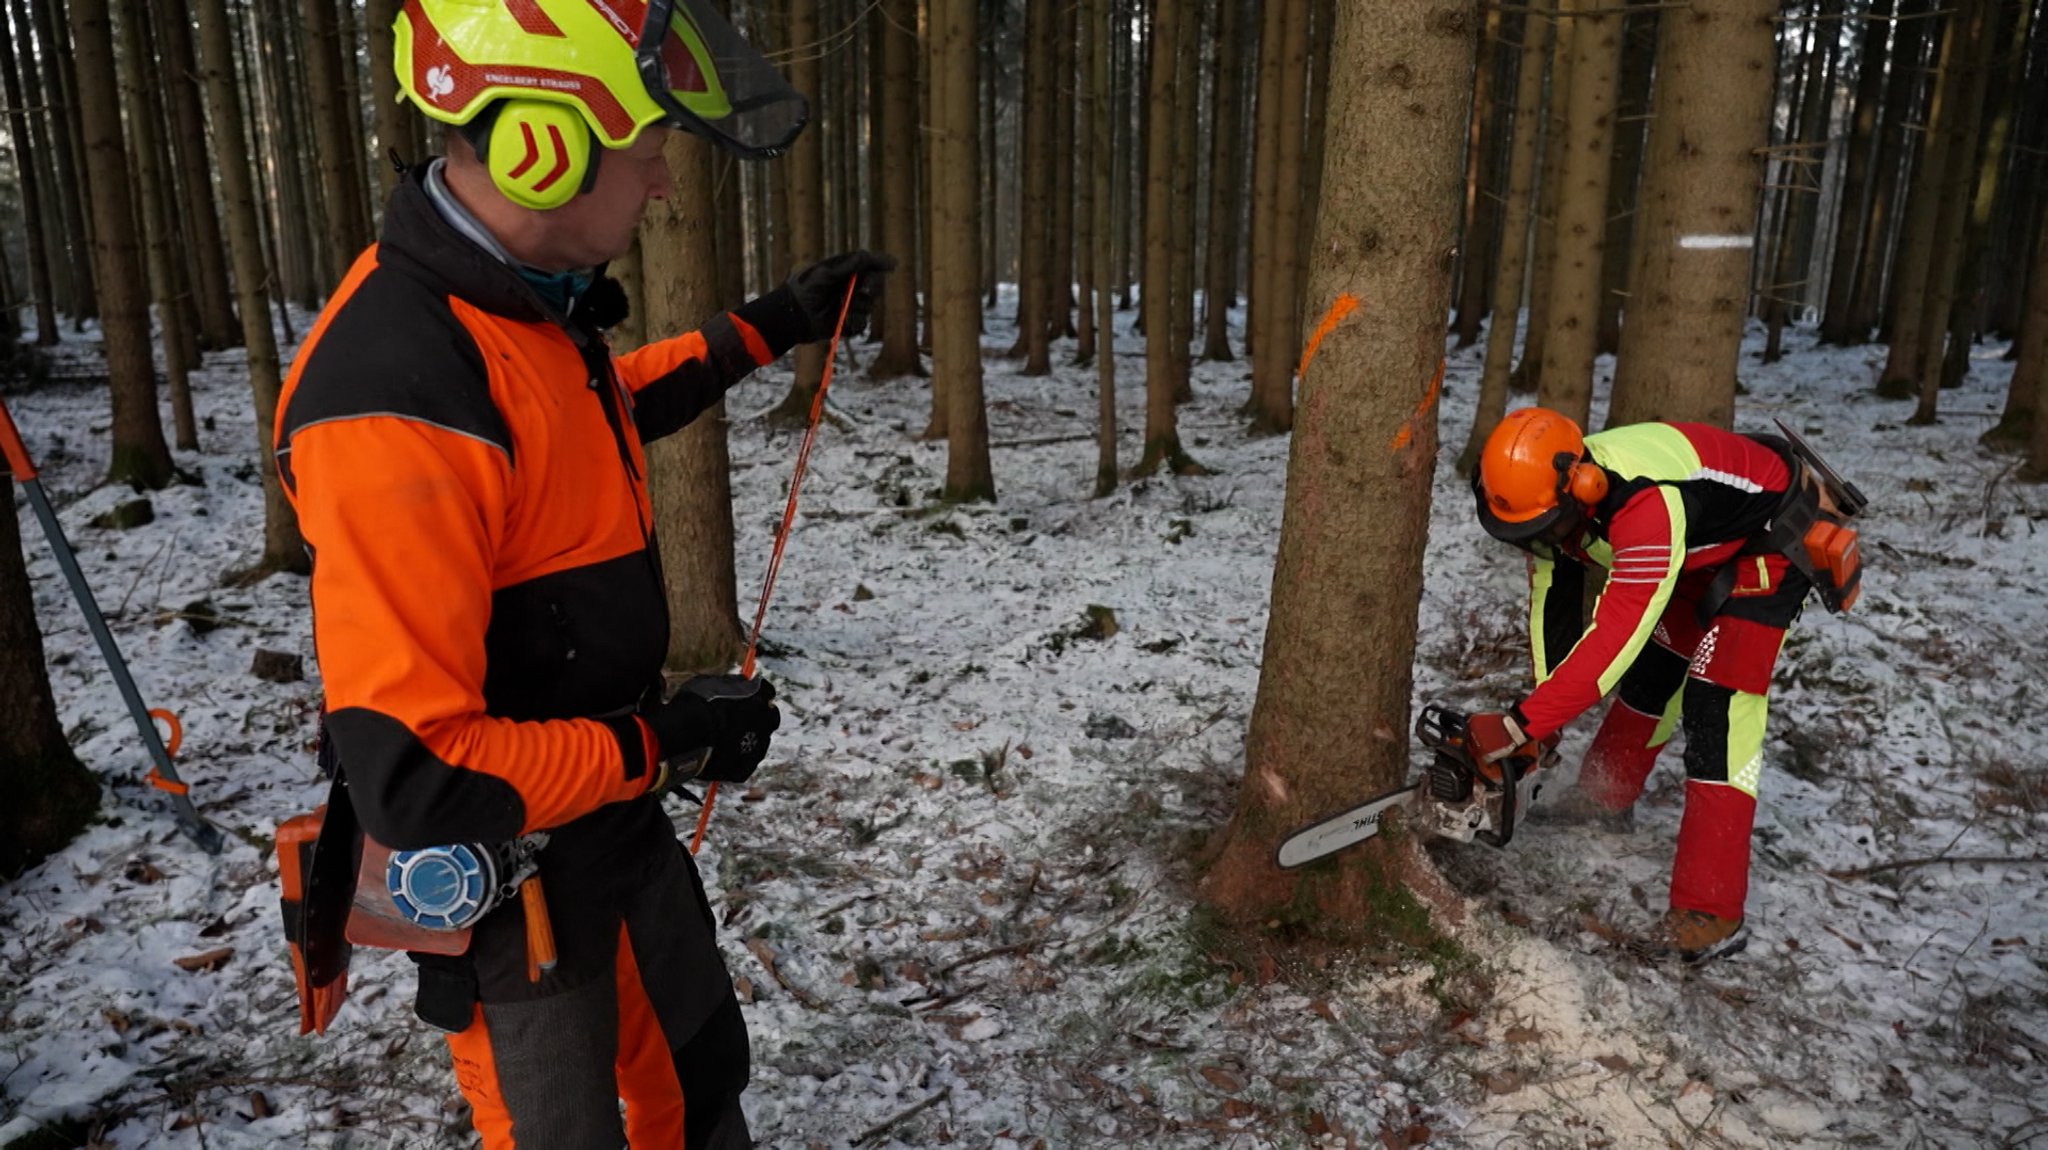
[1274,704,1555,869]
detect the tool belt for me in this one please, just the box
[275,721,556,1035]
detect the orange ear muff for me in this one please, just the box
[1565,461,1608,507]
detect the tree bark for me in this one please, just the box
[869,0,922,378]
[1167,0,1202,402]
[1138,0,1199,472]
[151,0,238,349]
[1606,0,1779,429]
[1452,2,1504,349]
[1762,0,1839,365]
[1244,0,1285,375]
[1987,13,2047,343]
[1009,0,1053,372]
[331,0,374,236]
[1462,0,1554,475]
[134,3,202,387]
[1200,0,1244,362]
[839,0,862,257]
[1090,0,1117,496]
[0,477,101,879]
[2017,198,2048,473]
[1850,0,1934,340]
[366,0,411,195]
[1878,5,1967,397]
[262,0,323,307]
[1203,0,1477,935]
[1074,0,1098,364]
[299,0,367,277]
[1820,0,1896,344]
[1248,0,1309,436]
[1295,0,1336,351]
[642,132,744,674]
[769,0,828,424]
[1047,0,1077,343]
[193,0,306,571]
[1939,0,2030,394]
[1907,0,1995,424]
[70,0,173,488]
[980,0,997,309]
[1512,17,1573,395]
[931,0,992,500]
[1596,1,1657,356]
[1535,0,1622,427]
[117,0,197,451]
[1114,5,1136,310]
[32,0,100,325]
[0,8,60,345]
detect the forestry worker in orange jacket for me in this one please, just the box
[273,2,890,1146]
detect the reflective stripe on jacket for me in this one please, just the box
[1518,422,1792,740]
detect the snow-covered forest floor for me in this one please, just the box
[2,296,2044,1149]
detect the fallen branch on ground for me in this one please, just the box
[1826,854,2048,881]
[855,1085,951,1145]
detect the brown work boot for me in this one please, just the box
[1626,909,1749,966]
[1527,785,1635,833]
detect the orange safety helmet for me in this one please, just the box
[1473,407,1609,543]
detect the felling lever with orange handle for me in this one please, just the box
[688,278,860,856]
[0,394,221,854]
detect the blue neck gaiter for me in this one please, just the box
[518,266,595,316]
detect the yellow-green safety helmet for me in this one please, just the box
[394,0,806,162]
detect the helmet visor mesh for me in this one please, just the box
[637,0,806,158]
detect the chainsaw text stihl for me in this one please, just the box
[1275,704,1557,869]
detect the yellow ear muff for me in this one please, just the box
[486,99,594,211]
[1565,460,1609,507]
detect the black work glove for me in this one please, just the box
[786,251,897,342]
[641,675,781,788]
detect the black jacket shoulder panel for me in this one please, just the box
[278,260,512,474]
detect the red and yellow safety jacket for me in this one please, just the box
[1517,422,1795,741]
[274,171,807,855]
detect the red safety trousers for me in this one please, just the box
[1576,556,1804,920]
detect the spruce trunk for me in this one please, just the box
[194,0,305,572]
[0,12,59,345]
[1607,0,1777,429]
[1820,0,1895,344]
[642,133,743,673]
[153,0,238,349]
[0,480,101,878]
[1534,0,1622,427]
[931,0,991,501]
[769,0,827,424]
[1462,0,1553,474]
[70,0,172,488]
[1199,0,1243,363]
[1203,0,1477,934]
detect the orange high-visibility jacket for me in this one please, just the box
[274,172,806,853]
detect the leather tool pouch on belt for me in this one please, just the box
[274,751,360,1035]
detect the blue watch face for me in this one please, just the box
[388,844,496,930]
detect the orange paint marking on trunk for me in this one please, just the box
[1390,358,1447,451]
[1296,293,1361,380]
